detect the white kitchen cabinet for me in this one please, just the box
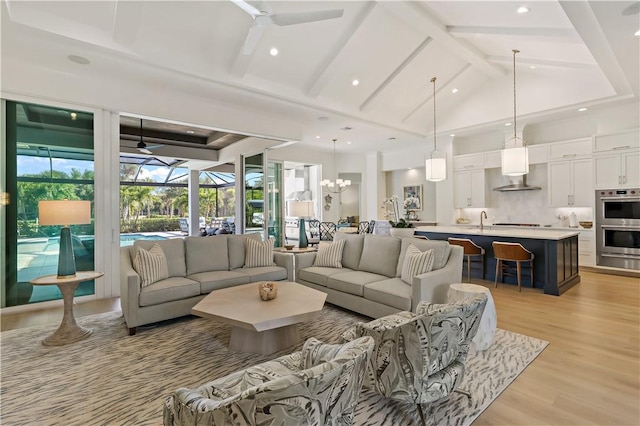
[454,170,486,208]
[548,159,593,207]
[548,138,591,160]
[593,129,639,152]
[594,150,639,189]
[453,153,484,171]
[578,230,595,267]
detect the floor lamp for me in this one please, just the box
[38,200,91,278]
[288,201,314,249]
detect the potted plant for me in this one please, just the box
[388,218,415,237]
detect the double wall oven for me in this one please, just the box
[596,188,640,270]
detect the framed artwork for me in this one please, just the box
[402,185,422,211]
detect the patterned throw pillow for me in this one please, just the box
[313,239,346,268]
[133,243,169,287]
[400,244,434,284]
[244,238,275,268]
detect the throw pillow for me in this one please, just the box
[133,243,169,287]
[313,239,346,268]
[400,244,434,284]
[244,238,275,268]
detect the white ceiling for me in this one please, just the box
[1,1,638,154]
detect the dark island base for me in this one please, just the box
[417,231,581,296]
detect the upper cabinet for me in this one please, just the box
[454,169,486,208]
[453,153,484,171]
[484,144,548,169]
[593,129,640,152]
[548,159,593,207]
[548,138,591,160]
[592,129,639,189]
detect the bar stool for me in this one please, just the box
[492,241,534,292]
[448,238,485,282]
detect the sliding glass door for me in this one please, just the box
[2,100,95,307]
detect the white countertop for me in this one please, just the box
[415,225,580,240]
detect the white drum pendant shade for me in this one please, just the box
[501,144,529,176]
[425,152,447,182]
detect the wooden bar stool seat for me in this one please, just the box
[492,241,534,292]
[448,238,485,282]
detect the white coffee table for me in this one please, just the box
[192,281,327,355]
[447,283,497,351]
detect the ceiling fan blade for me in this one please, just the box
[243,23,266,55]
[230,0,261,18]
[271,9,344,26]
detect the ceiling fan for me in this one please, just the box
[231,0,344,55]
[136,119,162,155]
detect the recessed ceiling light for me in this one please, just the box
[505,122,512,126]
[315,135,321,139]
[451,88,458,94]
[450,133,456,137]
[517,6,530,14]
[352,79,359,86]
[186,130,195,134]
[635,30,640,36]
[347,141,352,144]
[68,55,90,65]
[578,107,588,112]
[530,65,536,69]
[270,47,278,56]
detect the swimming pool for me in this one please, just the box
[119,233,169,246]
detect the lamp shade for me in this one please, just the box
[39,200,91,226]
[288,200,314,218]
[425,152,447,182]
[501,146,529,176]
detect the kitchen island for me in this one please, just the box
[415,226,581,295]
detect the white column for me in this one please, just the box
[365,152,384,220]
[188,169,200,236]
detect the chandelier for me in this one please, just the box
[321,139,351,194]
[425,77,447,182]
[501,49,529,176]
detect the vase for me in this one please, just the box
[389,228,414,237]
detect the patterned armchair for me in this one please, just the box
[341,294,487,425]
[163,336,374,426]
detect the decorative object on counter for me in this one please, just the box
[579,221,593,229]
[456,217,471,224]
[284,244,295,250]
[258,281,278,301]
[425,76,447,182]
[403,185,422,211]
[406,210,418,221]
[389,218,415,237]
[501,49,529,177]
[381,195,400,222]
[569,212,578,228]
[320,139,351,194]
[38,199,92,278]
[288,200,313,249]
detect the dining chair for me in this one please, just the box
[319,222,337,241]
[307,219,320,246]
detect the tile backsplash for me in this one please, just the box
[456,164,594,227]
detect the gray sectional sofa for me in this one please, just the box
[120,234,293,335]
[295,233,463,319]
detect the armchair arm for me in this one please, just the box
[410,245,463,310]
[119,247,141,328]
[273,252,294,281]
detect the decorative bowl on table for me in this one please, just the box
[579,221,593,229]
[258,282,278,301]
[284,244,295,250]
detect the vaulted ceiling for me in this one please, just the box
[2,1,638,154]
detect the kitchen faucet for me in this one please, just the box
[480,211,488,231]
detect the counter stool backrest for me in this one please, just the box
[448,238,484,255]
[492,242,533,261]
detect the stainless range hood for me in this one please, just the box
[493,175,541,192]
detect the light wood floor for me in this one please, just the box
[1,270,638,425]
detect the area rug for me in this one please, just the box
[1,305,547,426]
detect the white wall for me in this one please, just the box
[385,168,437,222]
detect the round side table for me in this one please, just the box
[30,271,104,346]
[447,283,497,351]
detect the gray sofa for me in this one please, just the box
[120,234,293,335]
[295,233,463,319]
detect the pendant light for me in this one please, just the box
[425,77,447,182]
[320,139,351,193]
[501,49,529,176]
